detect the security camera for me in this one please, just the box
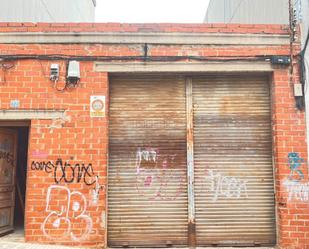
[67,61,80,85]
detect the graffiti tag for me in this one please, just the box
[284,152,309,202]
[42,185,93,241]
[135,148,185,201]
[284,179,309,201]
[288,152,304,182]
[0,150,14,166]
[31,159,97,185]
[90,176,104,205]
[205,169,248,202]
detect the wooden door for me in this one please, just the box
[0,129,17,235]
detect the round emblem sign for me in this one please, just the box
[92,99,104,111]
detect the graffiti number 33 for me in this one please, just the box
[42,185,93,241]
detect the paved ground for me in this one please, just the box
[0,241,86,249]
[0,230,275,249]
[0,229,85,249]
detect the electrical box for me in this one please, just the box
[271,56,291,65]
[294,83,303,97]
[50,64,59,81]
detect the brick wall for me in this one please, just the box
[6,59,109,247]
[0,23,307,248]
[0,22,289,33]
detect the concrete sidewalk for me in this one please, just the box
[0,241,85,249]
[0,229,86,249]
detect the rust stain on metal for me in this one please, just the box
[192,75,275,246]
[188,221,196,248]
[220,95,266,115]
[186,77,196,248]
[108,75,188,247]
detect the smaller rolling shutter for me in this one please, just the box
[193,75,276,246]
[108,75,188,247]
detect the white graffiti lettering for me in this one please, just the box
[284,179,309,202]
[205,169,248,202]
[90,176,104,205]
[42,185,93,241]
[136,148,157,166]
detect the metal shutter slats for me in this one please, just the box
[108,74,276,247]
[108,75,188,247]
[193,75,276,247]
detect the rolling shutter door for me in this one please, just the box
[108,75,188,247]
[193,75,276,246]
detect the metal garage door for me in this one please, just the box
[108,75,188,247]
[108,74,276,247]
[193,75,276,246]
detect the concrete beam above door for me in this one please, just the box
[0,110,66,120]
[95,61,274,73]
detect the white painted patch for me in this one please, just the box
[100,211,106,229]
[52,218,60,228]
[90,176,104,205]
[72,201,80,212]
[48,112,71,130]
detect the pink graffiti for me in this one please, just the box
[144,176,153,186]
[135,148,185,201]
[31,150,49,159]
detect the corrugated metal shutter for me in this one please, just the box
[193,74,276,246]
[108,75,188,247]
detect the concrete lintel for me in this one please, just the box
[0,110,66,120]
[0,32,290,45]
[95,61,273,73]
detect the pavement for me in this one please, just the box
[0,241,86,249]
[0,230,275,249]
[0,229,86,249]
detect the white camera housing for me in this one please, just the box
[67,61,80,83]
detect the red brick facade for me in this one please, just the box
[0,23,307,248]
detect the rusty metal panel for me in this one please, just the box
[192,74,276,246]
[0,129,17,235]
[108,75,188,247]
[185,78,196,247]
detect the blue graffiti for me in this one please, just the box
[288,152,304,182]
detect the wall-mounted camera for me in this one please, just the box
[67,61,80,85]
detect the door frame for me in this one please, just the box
[0,121,30,236]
